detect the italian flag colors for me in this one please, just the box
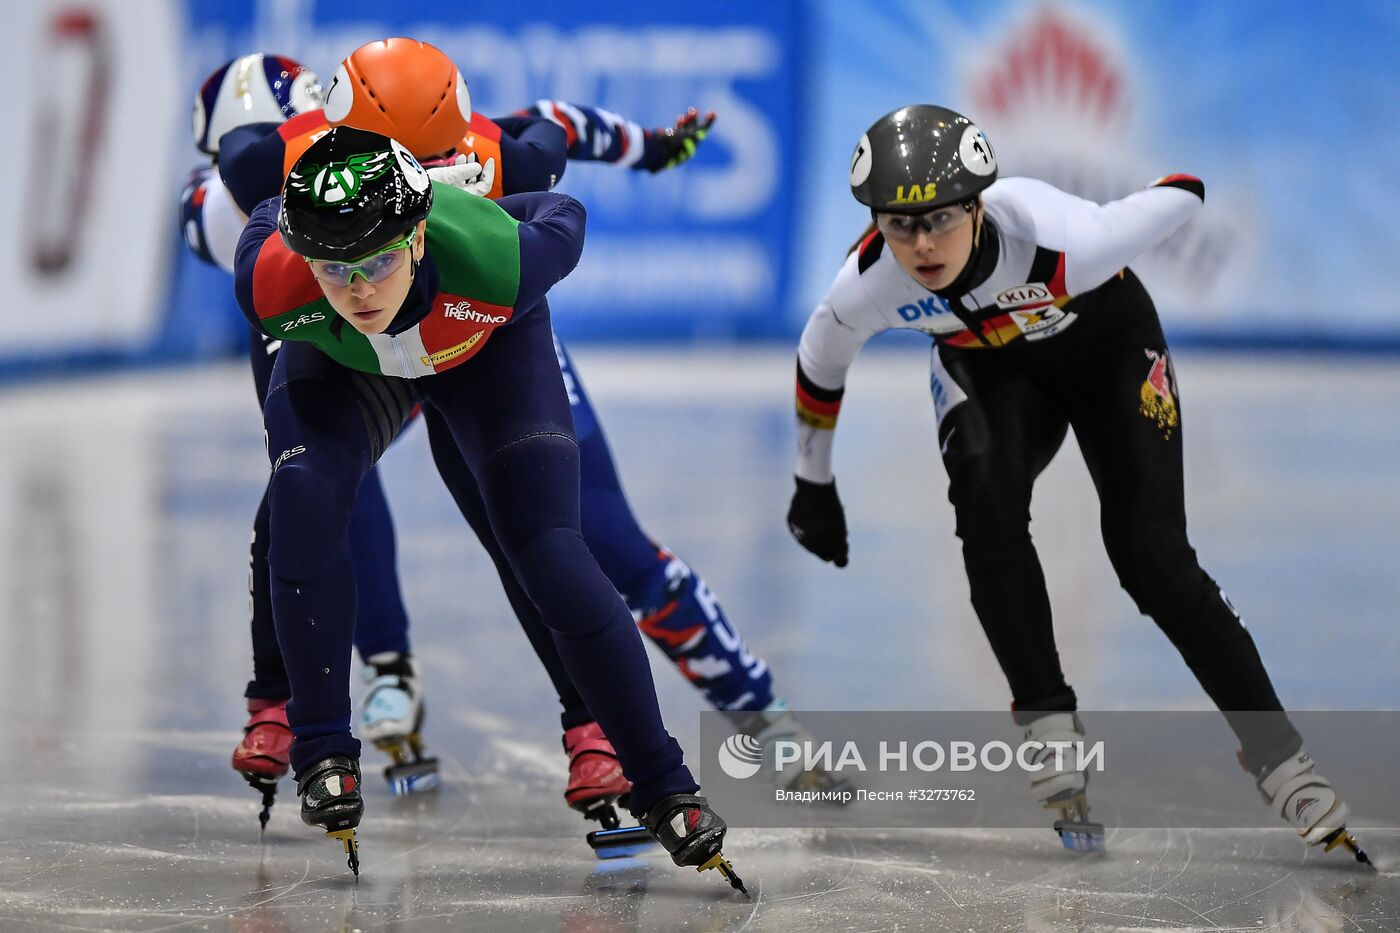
[249,183,522,378]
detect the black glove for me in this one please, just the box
[643,108,716,173]
[787,476,848,567]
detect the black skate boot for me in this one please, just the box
[642,793,748,896]
[297,755,363,876]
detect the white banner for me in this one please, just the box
[0,0,181,357]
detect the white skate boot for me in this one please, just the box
[1024,712,1104,853]
[1256,749,1371,865]
[361,652,440,795]
[738,700,854,799]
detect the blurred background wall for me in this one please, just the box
[1,0,1396,380]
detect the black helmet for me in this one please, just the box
[279,125,433,259]
[849,105,997,214]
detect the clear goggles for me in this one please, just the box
[875,203,973,243]
[306,230,416,287]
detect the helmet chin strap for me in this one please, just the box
[967,201,984,265]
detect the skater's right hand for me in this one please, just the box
[643,108,716,173]
[787,476,848,567]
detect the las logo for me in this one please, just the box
[890,183,936,205]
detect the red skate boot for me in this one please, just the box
[231,698,293,832]
[564,721,631,826]
[564,722,658,859]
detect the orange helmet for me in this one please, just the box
[322,37,472,160]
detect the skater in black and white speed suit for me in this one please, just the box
[786,104,1366,859]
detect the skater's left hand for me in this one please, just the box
[787,476,849,567]
[426,152,496,197]
[644,108,716,173]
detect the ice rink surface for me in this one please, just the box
[1,346,1397,931]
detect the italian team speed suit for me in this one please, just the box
[233,181,698,813]
[183,102,773,723]
[793,175,1303,776]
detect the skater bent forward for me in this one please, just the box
[232,126,743,887]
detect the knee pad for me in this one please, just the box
[267,462,357,582]
[948,466,1033,549]
[510,526,622,638]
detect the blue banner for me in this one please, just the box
[797,0,1400,345]
[179,0,807,343]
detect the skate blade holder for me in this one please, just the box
[326,828,360,876]
[1054,817,1106,853]
[1323,829,1375,868]
[384,759,441,797]
[576,796,625,831]
[1046,792,1105,854]
[698,852,750,898]
[237,772,279,832]
[586,824,657,860]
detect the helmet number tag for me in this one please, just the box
[849,133,873,186]
[959,125,997,176]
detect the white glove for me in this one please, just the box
[426,153,496,197]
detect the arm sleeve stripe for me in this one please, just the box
[797,384,842,418]
[1026,246,1069,298]
[796,360,845,403]
[856,230,885,274]
[796,362,843,428]
[1048,250,1067,298]
[549,102,580,148]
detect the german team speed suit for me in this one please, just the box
[794,175,1302,776]
[183,103,773,719]
[234,182,698,813]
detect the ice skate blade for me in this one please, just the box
[586,825,657,860]
[385,760,441,797]
[1055,820,1106,854]
[237,772,279,832]
[697,852,750,898]
[326,828,360,876]
[1322,829,1375,869]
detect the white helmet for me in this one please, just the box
[192,53,323,155]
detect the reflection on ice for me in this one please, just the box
[0,352,1397,929]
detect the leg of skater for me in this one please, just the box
[933,344,1102,848]
[346,463,441,795]
[1066,292,1365,860]
[423,406,631,825]
[425,306,740,884]
[555,335,776,713]
[262,345,419,873]
[231,332,292,827]
[558,335,847,796]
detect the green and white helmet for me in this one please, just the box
[849,105,997,214]
[278,126,432,259]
